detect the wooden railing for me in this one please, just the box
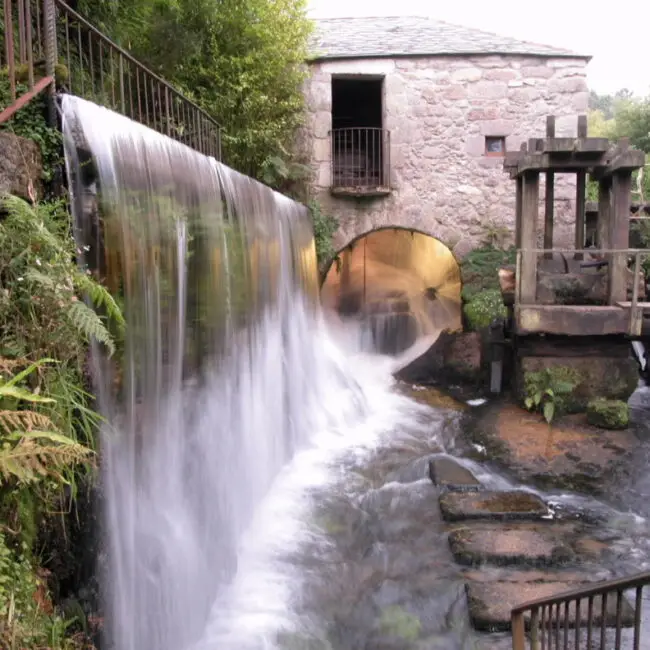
[511,571,650,650]
[1,0,222,158]
[330,127,390,190]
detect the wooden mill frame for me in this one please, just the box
[503,115,648,338]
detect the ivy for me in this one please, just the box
[308,200,338,267]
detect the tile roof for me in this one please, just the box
[310,16,589,61]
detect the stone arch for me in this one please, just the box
[321,226,462,357]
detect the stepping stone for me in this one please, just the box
[439,490,549,522]
[467,581,635,632]
[448,523,576,567]
[428,456,481,492]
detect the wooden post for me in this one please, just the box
[515,176,523,249]
[597,179,612,249]
[574,116,588,260]
[511,612,526,650]
[608,170,632,304]
[544,116,555,259]
[520,171,540,304]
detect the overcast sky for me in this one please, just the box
[308,0,649,97]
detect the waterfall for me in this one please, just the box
[60,96,425,650]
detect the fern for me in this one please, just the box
[74,270,126,331]
[66,300,116,356]
[0,432,93,485]
[0,410,55,435]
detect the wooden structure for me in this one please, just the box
[502,115,649,338]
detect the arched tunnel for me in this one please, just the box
[321,228,462,358]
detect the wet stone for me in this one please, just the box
[439,490,549,522]
[467,581,636,632]
[448,523,576,567]
[428,456,481,492]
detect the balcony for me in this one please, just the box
[330,127,391,197]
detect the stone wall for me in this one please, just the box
[301,55,589,257]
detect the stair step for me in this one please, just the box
[439,490,549,522]
[448,522,576,568]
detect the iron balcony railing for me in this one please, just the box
[330,127,390,190]
[1,0,222,158]
[511,571,650,650]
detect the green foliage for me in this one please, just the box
[586,398,630,430]
[76,0,313,180]
[0,77,62,185]
[308,200,338,267]
[0,194,122,361]
[460,245,516,302]
[524,366,580,424]
[463,289,507,331]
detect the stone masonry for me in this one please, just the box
[301,54,589,257]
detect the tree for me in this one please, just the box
[77,0,313,180]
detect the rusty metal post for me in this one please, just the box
[43,0,58,126]
[511,611,526,650]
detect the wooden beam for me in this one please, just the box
[544,117,555,260]
[575,170,586,260]
[608,172,632,304]
[515,305,631,336]
[520,171,539,303]
[597,178,612,249]
[515,176,523,249]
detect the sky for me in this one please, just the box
[308,0,649,97]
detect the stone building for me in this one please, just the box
[302,16,591,257]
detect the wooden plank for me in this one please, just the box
[608,173,632,304]
[520,172,539,303]
[515,305,631,336]
[543,137,609,154]
[575,170,587,259]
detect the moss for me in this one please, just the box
[463,289,507,330]
[586,399,630,430]
[378,605,421,641]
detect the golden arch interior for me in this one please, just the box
[321,228,462,355]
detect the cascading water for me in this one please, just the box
[60,95,441,650]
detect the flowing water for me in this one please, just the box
[60,96,458,650]
[61,95,650,650]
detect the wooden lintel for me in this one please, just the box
[591,150,646,180]
[515,304,631,336]
[542,137,609,154]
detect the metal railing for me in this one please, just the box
[511,571,650,650]
[330,127,390,189]
[1,0,222,158]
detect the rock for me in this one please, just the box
[586,399,630,430]
[448,523,575,567]
[467,581,635,632]
[439,490,549,522]
[0,132,43,201]
[441,332,482,383]
[428,457,481,492]
[462,567,612,584]
[515,356,639,413]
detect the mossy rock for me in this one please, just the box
[378,605,421,641]
[463,289,507,330]
[586,399,630,430]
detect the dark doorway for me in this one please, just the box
[330,78,386,188]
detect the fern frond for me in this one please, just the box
[0,431,94,485]
[0,410,54,435]
[23,268,57,290]
[73,271,126,331]
[0,194,61,252]
[66,301,116,356]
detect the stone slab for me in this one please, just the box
[467,581,636,632]
[439,490,549,522]
[462,566,612,585]
[428,456,481,492]
[449,523,576,567]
